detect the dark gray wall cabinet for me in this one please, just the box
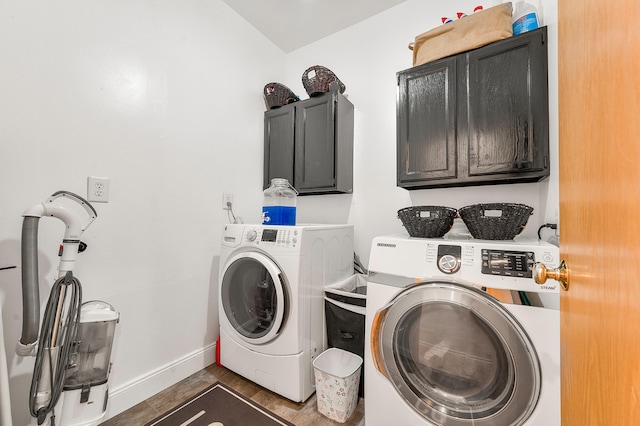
[397,27,549,189]
[264,90,354,195]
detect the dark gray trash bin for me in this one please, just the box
[324,273,367,397]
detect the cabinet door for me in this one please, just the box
[264,104,295,189]
[397,57,458,187]
[294,94,336,193]
[465,28,549,179]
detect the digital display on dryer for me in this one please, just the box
[481,249,535,278]
[261,229,278,242]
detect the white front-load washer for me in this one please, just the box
[365,235,560,426]
[218,224,354,402]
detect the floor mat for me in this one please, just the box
[144,382,294,426]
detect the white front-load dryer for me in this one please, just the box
[218,224,353,402]
[364,235,561,426]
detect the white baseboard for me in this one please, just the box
[104,343,217,420]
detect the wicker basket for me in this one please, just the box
[302,65,346,97]
[398,206,458,238]
[458,203,534,240]
[263,82,300,109]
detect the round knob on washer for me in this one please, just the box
[438,254,460,274]
[246,229,258,242]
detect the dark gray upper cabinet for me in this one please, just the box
[397,27,549,189]
[264,90,354,195]
[264,106,296,185]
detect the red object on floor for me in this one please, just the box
[216,336,223,367]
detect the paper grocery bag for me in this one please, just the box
[409,3,514,66]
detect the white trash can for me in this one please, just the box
[313,348,363,423]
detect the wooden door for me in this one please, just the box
[558,0,640,424]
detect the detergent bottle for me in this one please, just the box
[512,1,540,35]
[262,178,297,226]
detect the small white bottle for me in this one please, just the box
[512,1,540,35]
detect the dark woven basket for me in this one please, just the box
[263,82,300,109]
[301,65,346,97]
[398,206,458,238]
[458,203,534,240]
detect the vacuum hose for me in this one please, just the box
[30,272,82,425]
[20,216,41,347]
[18,191,96,353]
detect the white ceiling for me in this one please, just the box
[222,0,409,52]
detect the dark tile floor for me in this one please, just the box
[100,363,364,426]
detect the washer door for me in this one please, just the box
[220,251,288,345]
[371,281,540,426]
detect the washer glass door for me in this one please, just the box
[371,281,540,426]
[220,251,288,345]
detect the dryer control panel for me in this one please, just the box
[481,249,535,278]
[369,235,560,293]
[437,245,462,274]
[435,246,539,278]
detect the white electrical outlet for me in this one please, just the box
[87,176,110,203]
[222,193,233,210]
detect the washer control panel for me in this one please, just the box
[221,224,304,250]
[249,227,299,248]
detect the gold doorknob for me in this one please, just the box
[533,260,569,291]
